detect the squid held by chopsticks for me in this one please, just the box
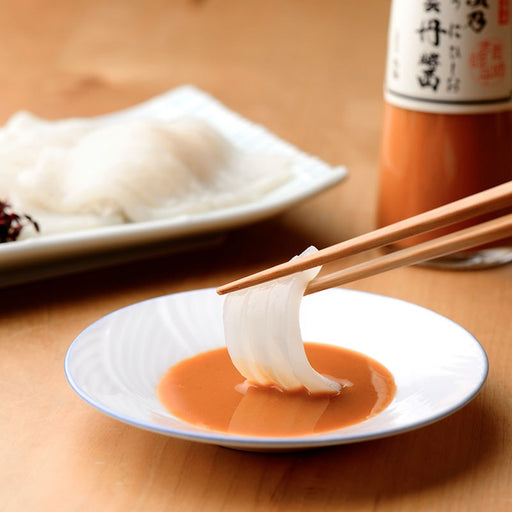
[223,246,342,395]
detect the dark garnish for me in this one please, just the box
[0,200,40,242]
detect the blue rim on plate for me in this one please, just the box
[64,288,488,451]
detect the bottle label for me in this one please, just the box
[385,0,512,113]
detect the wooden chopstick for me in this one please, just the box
[305,212,512,294]
[217,181,512,295]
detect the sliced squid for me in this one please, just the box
[223,246,342,395]
[0,113,292,237]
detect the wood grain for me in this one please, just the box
[1,1,511,511]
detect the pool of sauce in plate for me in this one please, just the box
[158,343,396,437]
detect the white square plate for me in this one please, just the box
[1,86,346,286]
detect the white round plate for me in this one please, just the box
[64,288,488,451]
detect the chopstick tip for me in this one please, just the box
[216,285,227,295]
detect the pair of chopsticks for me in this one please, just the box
[217,181,512,296]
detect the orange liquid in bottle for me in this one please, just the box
[378,0,512,267]
[378,104,512,246]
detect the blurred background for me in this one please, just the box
[0,0,389,261]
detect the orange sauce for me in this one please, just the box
[377,103,512,247]
[157,343,396,437]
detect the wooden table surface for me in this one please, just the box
[1,0,511,510]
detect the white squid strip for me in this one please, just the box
[223,246,341,395]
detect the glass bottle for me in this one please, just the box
[377,0,512,268]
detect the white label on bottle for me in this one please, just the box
[385,0,512,113]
